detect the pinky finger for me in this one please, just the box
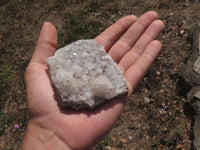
[124,40,162,93]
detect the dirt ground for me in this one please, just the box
[0,0,200,149]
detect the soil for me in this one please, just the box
[0,0,200,149]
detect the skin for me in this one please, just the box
[21,11,164,150]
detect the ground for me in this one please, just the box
[0,0,200,149]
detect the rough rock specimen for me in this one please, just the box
[46,39,128,110]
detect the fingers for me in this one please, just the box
[124,40,162,93]
[31,22,57,64]
[95,15,137,51]
[108,11,158,63]
[118,20,165,73]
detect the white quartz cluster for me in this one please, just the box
[46,39,128,110]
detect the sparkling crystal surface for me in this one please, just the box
[46,39,128,110]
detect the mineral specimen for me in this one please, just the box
[46,39,128,110]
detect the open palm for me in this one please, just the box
[22,11,164,150]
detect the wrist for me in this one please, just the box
[20,120,71,150]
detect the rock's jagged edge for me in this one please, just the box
[55,89,128,110]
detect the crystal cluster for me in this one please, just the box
[46,39,128,110]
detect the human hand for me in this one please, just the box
[21,11,164,150]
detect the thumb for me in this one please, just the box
[31,22,57,64]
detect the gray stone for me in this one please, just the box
[194,91,200,100]
[190,22,200,60]
[46,39,128,110]
[180,63,200,86]
[194,56,200,75]
[194,117,200,150]
[187,86,200,102]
